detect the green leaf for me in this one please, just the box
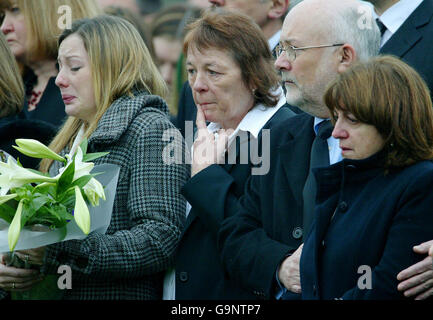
[57,160,75,196]
[71,175,93,189]
[33,183,57,197]
[82,152,109,163]
[0,202,18,224]
[80,138,88,155]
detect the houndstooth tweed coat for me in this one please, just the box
[41,91,189,299]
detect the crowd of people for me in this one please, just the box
[0,0,432,301]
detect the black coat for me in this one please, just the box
[175,106,296,300]
[300,153,433,299]
[21,76,67,130]
[0,118,57,169]
[380,0,433,93]
[218,113,315,299]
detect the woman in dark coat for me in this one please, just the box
[165,10,295,300]
[298,55,433,300]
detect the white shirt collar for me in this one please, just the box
[376,0,423,45]
[268,30,282,51]
[207,87,286,146]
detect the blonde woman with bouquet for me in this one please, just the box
[0,15,189,300]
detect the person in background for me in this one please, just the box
[0,15,188,300]
[0,32,23,127]
[0,0,101,130]
[0,33,52,299]
[165,9,294,300]
[370,0,433,94]
[137,0,164,24]
[97,0,141,14]
[103,5,155,60]
[150,4,202,119]
[174,0,290,140]
[296,55,433,299]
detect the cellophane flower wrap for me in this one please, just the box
[0,138,119,300]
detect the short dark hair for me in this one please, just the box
[183,9,280,107]
[325,55,433,168]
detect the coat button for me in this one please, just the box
[292,227,303,239]
[338,201,348,212]
[179,271,189,283]
[321,240,326,248]
[313,285,317,296]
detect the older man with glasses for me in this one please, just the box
[217,0,381,299]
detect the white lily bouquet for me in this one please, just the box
[0,138,119,299]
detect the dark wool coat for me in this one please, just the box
[300,153,433,300]
[41,91,189,299]
[175,106,295,300]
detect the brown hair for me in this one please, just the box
[0,33,24,117]
[183,9,280,107]
[325,55,433,168]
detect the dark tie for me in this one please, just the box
[376,19,387,37]
[302,120,333,238]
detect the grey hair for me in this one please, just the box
[327,2,380,62]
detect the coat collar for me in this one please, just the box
[88,90,168,146]
[278,114,315,200]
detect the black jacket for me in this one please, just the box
[218,113,315,299]
[175,106,296,299]
[300,153,433,299]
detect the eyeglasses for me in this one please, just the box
[275,43,344,61]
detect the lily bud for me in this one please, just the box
[8,200,24,251]
[74,186,90,235]
[13,139,66,163]
[83,178,106,206]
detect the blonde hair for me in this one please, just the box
[39,15,167,172]
[0,33,24,117]
[0,0,102,62]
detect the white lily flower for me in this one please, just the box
[13,139,66,163]
[0,157,58,196]
[74,186,90,235]
[83,177,106,206]
[55,146,94,181]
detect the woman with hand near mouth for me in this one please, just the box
[297,55,433,300]
[0,0,101,130]
[166,10,295,300]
